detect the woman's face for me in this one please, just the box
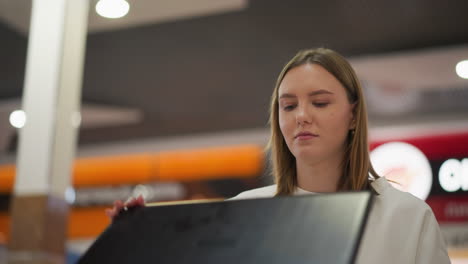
[278,63,355,164]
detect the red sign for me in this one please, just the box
[426,195,468,223]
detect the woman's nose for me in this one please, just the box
[296,105,312,126]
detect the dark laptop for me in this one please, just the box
[78,192,373,264]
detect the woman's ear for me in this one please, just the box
[350,119,356,130]
[349,103,357,130]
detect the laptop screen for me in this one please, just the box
[79,192,373,264]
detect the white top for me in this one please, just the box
[230,177,451,264]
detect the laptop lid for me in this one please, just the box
[78,192,373,264]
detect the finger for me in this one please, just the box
[126,198,139,208]
[136,194,144,202]
[105,208,116,218]
[124,197,134,205]
[114,200,124,210]
[135,195,145,206]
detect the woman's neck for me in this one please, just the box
[296,156,342,193]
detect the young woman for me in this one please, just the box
[230,48,450,264]
[107,48,450,264]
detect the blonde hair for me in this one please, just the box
[267,48,379,195]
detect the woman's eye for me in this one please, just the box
[283,105,296,111]
[313,102,329,108]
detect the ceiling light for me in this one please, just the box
[65,187,76,204]
[9,110,26,128]
[96,0,130,19]
[455,60,468,79]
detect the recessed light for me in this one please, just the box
[96,0,130,19]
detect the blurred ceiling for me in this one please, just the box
[0,0,467,156]
[0,0,248,34]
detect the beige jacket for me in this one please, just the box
[231,177,451,264]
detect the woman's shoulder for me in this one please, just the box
[228,185,277,200]
[372,177,433,214]
[363,177,450,263]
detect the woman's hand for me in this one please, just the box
[105,195,145,221]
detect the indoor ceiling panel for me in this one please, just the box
[0,0,248,34]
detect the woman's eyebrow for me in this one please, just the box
[279,93,296,99]
[308,89,334,96]
[279,89,333,99]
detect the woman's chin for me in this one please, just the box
[293,149,322,162]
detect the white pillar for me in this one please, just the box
[9,0,89,263]
[15,0,88,201]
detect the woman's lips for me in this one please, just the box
[295,132,318,140]
[296,135,316,140]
